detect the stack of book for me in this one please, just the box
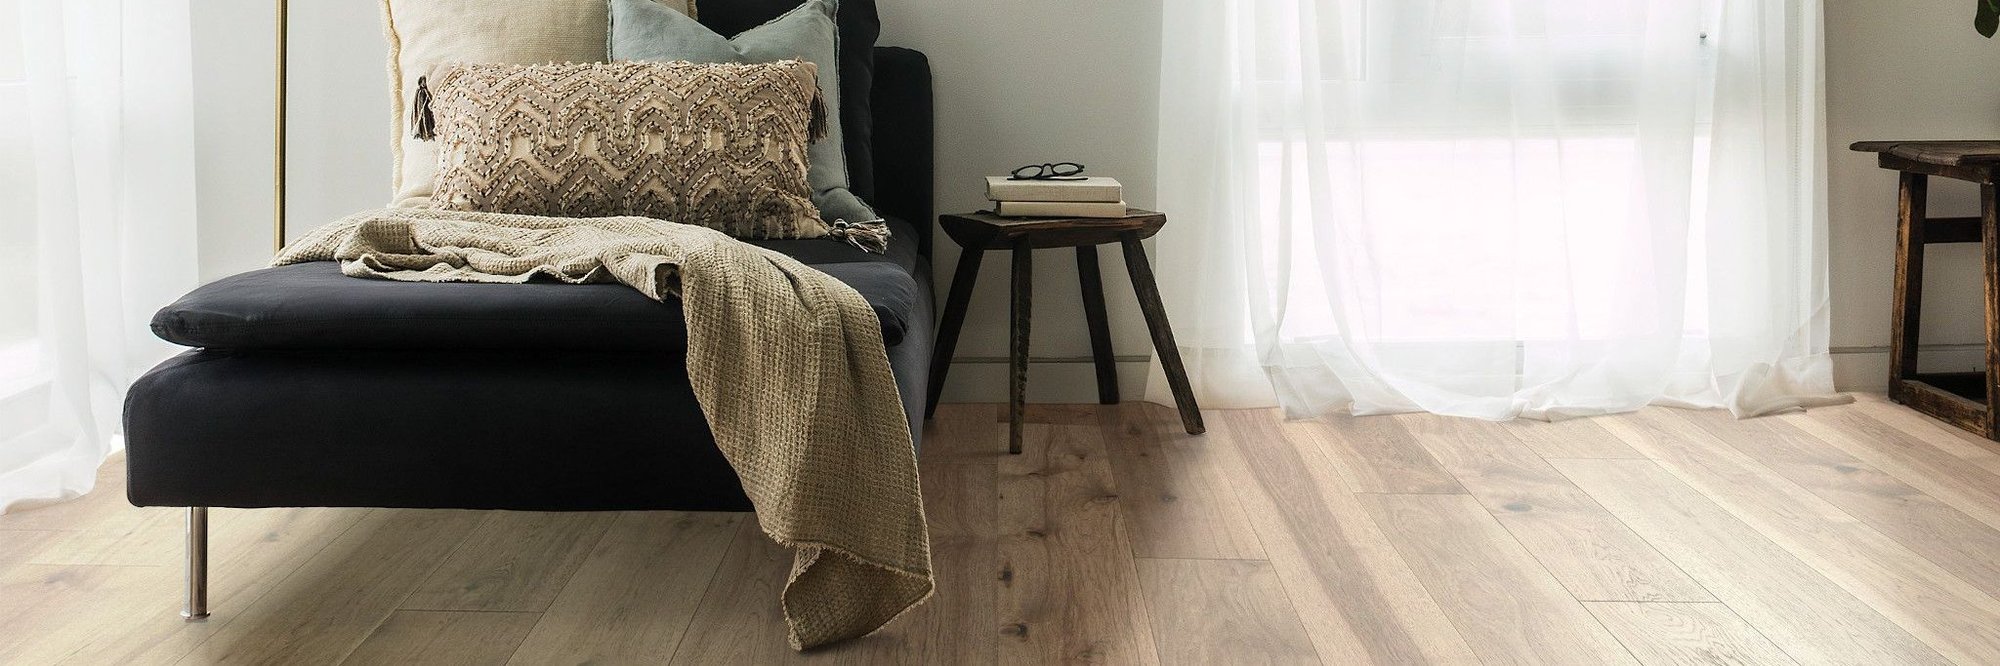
[985,176,1128,218]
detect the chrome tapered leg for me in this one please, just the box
[182,507,209,621]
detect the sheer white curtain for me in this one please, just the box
[1151,0,1845,420]
[0,0,197,513]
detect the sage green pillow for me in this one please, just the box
[610,0,879,228]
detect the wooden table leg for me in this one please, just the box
[1009,243,1033,454]
[1077,245,1119,404]
[1983,183,1999,439]
[926,247,984,418]
[1120,233,1204,435]
[1891,171,1928,404]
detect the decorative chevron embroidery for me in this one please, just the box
[425,60,830,240]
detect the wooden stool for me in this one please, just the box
[1852,141,2000,439]
[926,209,1204,454]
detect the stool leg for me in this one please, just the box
[1891,172,1927,401]
[1077,245,1120,405]
[926,247,985,418]
[1984,183,1999,439]
[1009,243,1033,454]
[1120,233,1204,435]
[183,507,210,621]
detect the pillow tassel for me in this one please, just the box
[807,82,829,144]
[828,218,890,254]
[411,75,436,141]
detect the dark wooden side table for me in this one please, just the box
[1852,140,2000,440]
[926,209,1204,454]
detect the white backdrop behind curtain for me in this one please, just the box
[0,0,198,513]
[1151,0,1844,420]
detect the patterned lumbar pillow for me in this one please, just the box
[610,0,881,230]
[380,0,697,207]
[419,60,877,245]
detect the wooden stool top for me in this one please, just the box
[938,209,1166,250]
[1852,141,2000,184]
[1851,141,2000,166]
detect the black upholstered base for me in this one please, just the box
[124,268,932,511]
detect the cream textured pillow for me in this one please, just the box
[422,60,831,239]
[379,0,691,207]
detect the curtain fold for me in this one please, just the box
[0,0,198,513]
[1151,0,1843,420]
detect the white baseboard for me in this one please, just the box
[934,358,1150,404]
[1831,344,1986,393]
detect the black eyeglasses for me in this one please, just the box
[1010,162,1086,181]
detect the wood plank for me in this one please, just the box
[402,511,616,612]
[1784,404,2000,534]
[1136,558,1319,666]
[173,509,487,665]
[921,403,1002,466]
[56,507,369,665]
[661,519,813,665]
[1019,403,1106,425]
[1220,410,1480,665]
[1680,408,2000,603]
[1851,394,2000,471]
[1100,404,1266,559]
[509,511,741,665]
[1553,458,1948,666]
[24,508,178,567]
[342,610,540,666]
[1396,414,1710,602]
[1583,602,1797,666]
[1501,416,1645,459]
[804,460,1003,664]
[846,460,1001,664]
[1282,414,1462,494]
[1360,493,1636,665]
[995,423,1160,665]
[0,563,164,664]
[1603,409,2000,664]
[0,531,68,573]
[2,506,367,666]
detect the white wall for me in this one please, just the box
[877,0,1163,402]
[191,1,1996,402]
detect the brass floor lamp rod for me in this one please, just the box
[273,0,288,253]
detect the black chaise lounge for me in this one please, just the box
[122,47,933,620]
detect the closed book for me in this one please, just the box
[985,176,1124,203]
[993,200,1130,218]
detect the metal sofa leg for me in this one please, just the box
[182,507,209,621]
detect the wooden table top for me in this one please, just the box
[938,209,1167,249]
[1851,141,2000,167]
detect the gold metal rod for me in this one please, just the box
[273,0,288,253]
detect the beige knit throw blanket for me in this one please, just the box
[275,207,932,650]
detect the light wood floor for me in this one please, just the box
[8,395,2000,664]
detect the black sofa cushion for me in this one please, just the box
[154,219,922,352]
[123,268,934,511]
[697,0,879,199]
